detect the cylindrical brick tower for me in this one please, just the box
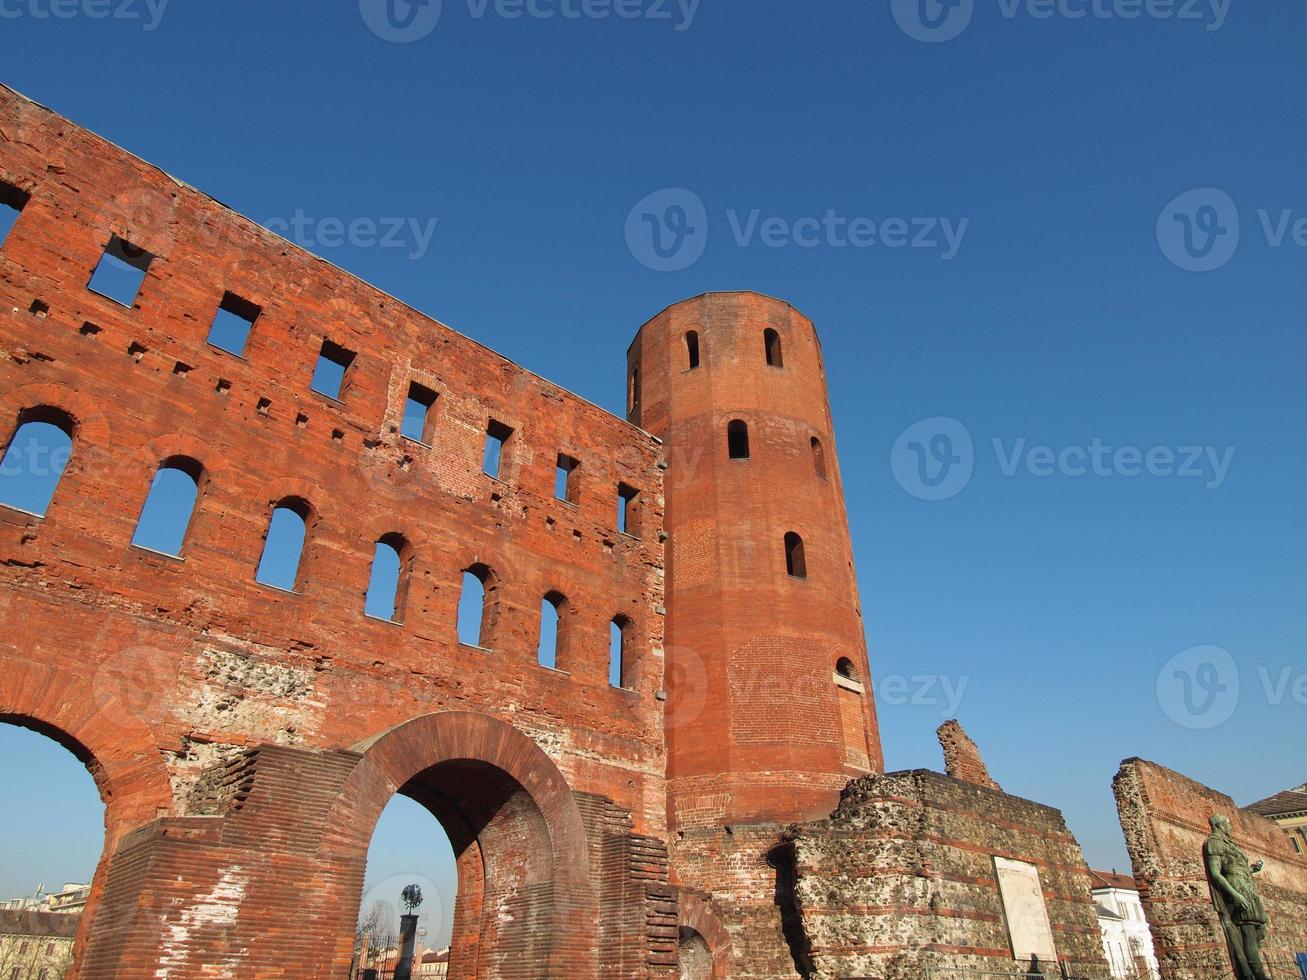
[628,291,883,834]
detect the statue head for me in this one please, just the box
[1210,813,1232,834]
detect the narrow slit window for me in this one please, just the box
[784,531,807,579]
[310,339,356,400]
[685,331,701,369]
[764,328,784,367]
[255,499,311,592]
[483,420,513,480]
[458,564,496,649]
[0,409,74,517]
[88,235,153,308]
[206,292,262,357]
[628,365,640,414]
[402,382,438,444]
[610,616,633,690]
[617,483,640,537]
[0,182,31,249]
[538,592,567,669]
[132,457,203,557]
[811,436,827,479]
[727,420,750,460]
[365,534,410,622]
[555,454,579,503]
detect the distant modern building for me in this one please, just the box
[1247,782,1307,855]
[1,884,90,917]
[0,909,78,978]
[1090,869,1159,979]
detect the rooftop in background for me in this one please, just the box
[1246,784,1307,819]
[1088,869,1139,892]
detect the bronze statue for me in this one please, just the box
[1204,814,1271,980]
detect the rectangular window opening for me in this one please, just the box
[555,454,580,503]
[0,182,30,249]
[402,382,438,444]
[88,235,153,307]
[310,338,356,401]
[483,419,514,480]
[207,291,262,357]
[617,483,640,537]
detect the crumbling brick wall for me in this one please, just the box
[0,82,670,978]
[1114,758,1307,980]
[789,769,1110,980]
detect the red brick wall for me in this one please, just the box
[0,83,669,977]
[628,291,883,834]
[1114,758,1307,980]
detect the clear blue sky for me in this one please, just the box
[1,0,1305,934]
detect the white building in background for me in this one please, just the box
[1090,869,1159,979]
[1,883,91,915]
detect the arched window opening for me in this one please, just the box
[366,533,411,623]
[784,532,807,579]
[685,331,701,370]
[359,795,457,977]
[0,722,107,976]
[764,328,784,367]
[811,436,827,479]
[458,563,497,649]
[131,456,203,557]
[727,420,750,460]
[0,408,75,517]
[255,498,312,592]
[610,615,634,690]
[836,657,856,681]
[538,591,568,670]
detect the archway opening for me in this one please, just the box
[0,720,109,979]
[678,927,712,980]
[356,758,558,979]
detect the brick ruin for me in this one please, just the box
[1113,759,1307,980]
[0,82,1292,979]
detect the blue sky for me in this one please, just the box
[1,0,1305,936]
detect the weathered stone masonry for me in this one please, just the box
[0,82,671,978]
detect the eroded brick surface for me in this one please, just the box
[1113,759,1307,980]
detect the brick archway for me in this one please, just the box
[321,711,599,978]
[0,653,174,980]
[678,893,732,978]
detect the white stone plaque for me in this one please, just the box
[994,856,1058,963]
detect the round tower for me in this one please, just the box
[628,291,883,832]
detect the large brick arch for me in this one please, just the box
[321,711,599,978]
[678,892,733,978]
[0,653,173,980]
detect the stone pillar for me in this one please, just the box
[395,913,418,980]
